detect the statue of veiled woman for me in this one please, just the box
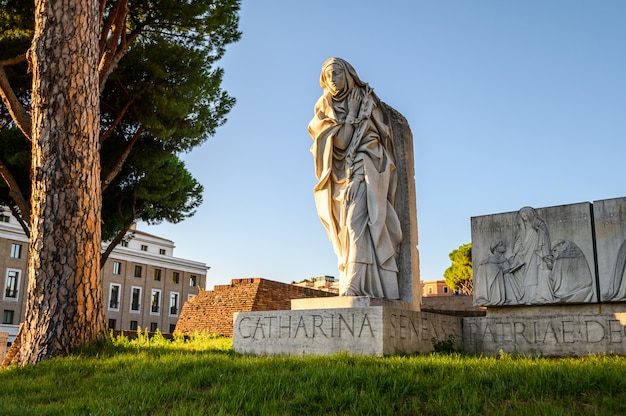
[308,57,402,299]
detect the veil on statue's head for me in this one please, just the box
[319,57,367,94]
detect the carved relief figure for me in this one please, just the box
[509,207,554,304]
[308,57,402,299]
[474,239,510,306]
[605,239,626,301]
[549,240,594,302]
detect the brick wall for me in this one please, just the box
[175,278,336,337]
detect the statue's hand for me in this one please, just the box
[348,89,361,117]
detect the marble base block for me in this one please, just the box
[463,304,626,356]
[233,306,461,356]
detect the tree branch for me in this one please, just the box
[101,216,135,268]
[0,159,30,224]
[100,96,136,144]
[98,0,129,90]
[0,54,32,141]
[8,203,30,238]
[101,125,144,192]
[101,26,141,91]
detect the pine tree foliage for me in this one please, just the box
[0,0,241,252]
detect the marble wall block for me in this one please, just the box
[594,197,626,302]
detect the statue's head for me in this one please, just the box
[319,57,364,96]
[490,239,506,254]
[518,206,537,223]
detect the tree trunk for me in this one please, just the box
[15,0,106,365]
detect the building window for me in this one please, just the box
[131,287,141,312]
[134,265,142,278]
[154,269,161,281]
[169,292,179,316]
[428,287,433,295]
[0,214,10,223]
[189,275,197,287]
[10,243,22,259]
[172,272,180,284]
[108,319,116,330]
[149,322,158,332]
[151,289,161,314]
[169,324,176,334]
[159,249,166,255]
[443,287,449,294]
[130,320,138,331]
[113,261,122,275]
[141,244,148,252]
[109,284,121,310]
[2,310,14,324]
[120,240,129,247]
[4,270,20,300]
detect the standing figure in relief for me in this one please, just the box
[509,206,554,304]
[308,57,402,299]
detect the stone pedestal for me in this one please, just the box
[233,297,461,356]
[463,304,626,356]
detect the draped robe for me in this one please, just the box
[308,89,402,299]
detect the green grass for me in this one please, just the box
[1,331,626,415]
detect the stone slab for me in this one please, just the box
[291,296,417,311]
[382,102,421,307]
[463,304,626,356]
[233,307,461,356]
[471,203,597,306]
[594,197,626,302]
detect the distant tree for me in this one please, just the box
[444,243,473,295]
[0,0,240,366]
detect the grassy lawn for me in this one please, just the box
[1,332,626,415]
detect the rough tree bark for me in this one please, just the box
[13,0,106,365]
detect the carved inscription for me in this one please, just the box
[388,312,457,341]
[464,317,626,349]
[237,312,375,340]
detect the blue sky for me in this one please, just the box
[145,1,626,289]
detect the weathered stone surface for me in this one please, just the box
[233,307,460,356]
[381,102,421,308]
[594,197,626,302]
[463,304,626,356]
[472,203,597,306]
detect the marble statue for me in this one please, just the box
[308,57,402,299]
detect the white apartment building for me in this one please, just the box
[0,208,207,345]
